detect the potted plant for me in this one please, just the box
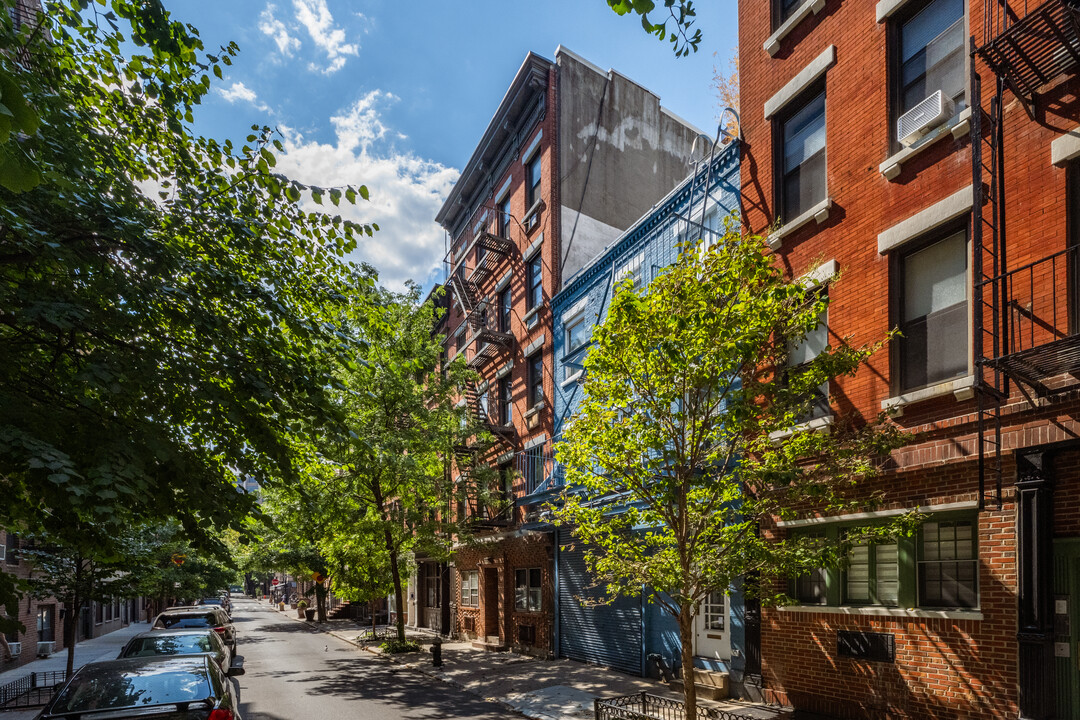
[305,605,316,621]
[296,600,308,619]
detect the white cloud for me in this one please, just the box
[291,0,359,74]
[259,4,301,57]
[216,82,271,113]
[274,91,458,291]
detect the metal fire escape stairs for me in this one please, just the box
[970,0,1080,509]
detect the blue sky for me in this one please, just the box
[178,1,738,290]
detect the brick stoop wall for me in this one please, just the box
[453,531,554,658]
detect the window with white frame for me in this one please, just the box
[615,251,646,292]
[460,571,479,607]
[898,229,968,392]
[785,290,830,422]
[515,568,542,612]
[703,591,725,631]
[564,316,589,381]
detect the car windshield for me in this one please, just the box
[49,664,212,713]
[123,636,216,658]
[154,615,216,629]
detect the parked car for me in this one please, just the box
[118,629,234,675]
[33,655,243,720]
[152,608,236,652]
[228,585,243,594]
[198,596,229,614]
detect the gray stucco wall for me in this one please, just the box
[556,49,704,282]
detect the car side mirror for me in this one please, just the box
[228,657,245,677]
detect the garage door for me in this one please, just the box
[557,526,642,675]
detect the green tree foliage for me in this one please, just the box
[554,228,910,719]
[0,0,376,615]
[605,0,702,57]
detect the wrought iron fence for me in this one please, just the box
[594,692,786,720]
[0,670,66,710]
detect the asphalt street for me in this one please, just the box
[232,597,520,720]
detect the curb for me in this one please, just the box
[269,607,532,719]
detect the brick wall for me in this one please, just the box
[1,529,66,672]
[452,532,554,658]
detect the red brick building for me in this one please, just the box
[739,0,1080,716]
[431,47,704,657]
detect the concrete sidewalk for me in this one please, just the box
[0,621,147,687]
[271,605,793,720]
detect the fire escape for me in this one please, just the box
[970,0,1080,509]
[448,225,518,529]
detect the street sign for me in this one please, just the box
[271,578,279,586]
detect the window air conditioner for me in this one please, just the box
[897,90,954,147]
[36,641,55,657]
[8,641,21,657]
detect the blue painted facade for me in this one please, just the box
[547,141,742,681]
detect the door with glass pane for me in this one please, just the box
[694,590,730,661]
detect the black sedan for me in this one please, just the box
[34,655,243,719]
[118,629,235,676]
[152,608,236,652]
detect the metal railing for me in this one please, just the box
[995,242,1080,357]
[0,670,66,710]
[517,442,563,497]
[594,692,782,720]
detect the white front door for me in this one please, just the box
[694,591,730,661]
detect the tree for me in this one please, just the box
[713,48,739,137]
[553,226,910,719]
[311,288,479,642]
[605,0,702,56]
[0,0,377,614]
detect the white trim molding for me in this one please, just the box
[522,129,543,164]
[802,259,838,286]
[877,184,973,254]
[876,0,915,22]
[764,45,836,121]
[768,414,833,443]
[1051,126,1080,167]
[777,499,979,528]
[767,197,833,250]
[764,0,827,56]
[881,374,976,416]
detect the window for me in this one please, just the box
[527,254,543,311]
[4,532,17,566]
[703,591,725,631]
[526,153,542,210]
[499,287,512,333]
[515,568,542,612]
[844,540,899,606]
[1068,163,1080,335]
[476,236,486,267]
[522,447,545,492]
[774,0,804,28]
[790,515,977,610]
[425,565,441,609]
[498,195,512,239]
[528,352,544,408]
[919,519,977,608]
[500,463,515,503]
[37,606,54,642]
[778,90,826,222]
[95,601,103,625]
[565,317,589,379]
[785,292,830,422]
[478,388,490,421]
[895,0,965,143]
[898,230,968,392]
[615,251,646,292]
[498,377,513,426]
[460,571,479,607]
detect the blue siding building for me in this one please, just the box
[546,140,742,686]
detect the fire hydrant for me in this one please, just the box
[431,636,443,668]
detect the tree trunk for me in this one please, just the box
[315,582,327,622]
[385,526,406,642]
[65,558,83,677]
[679,599,697,720]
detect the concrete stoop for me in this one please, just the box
[471,635,509,652]
[670,668,731,702]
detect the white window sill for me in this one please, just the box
[561,371,585,388]
[768,414,833,443]
[522,200,543,231]
[881,374,975,417]
[778,605,983,621]
[764,0,826,56]
[880,108,972,181]
[766,197,833,250]
[524,402,545,418]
